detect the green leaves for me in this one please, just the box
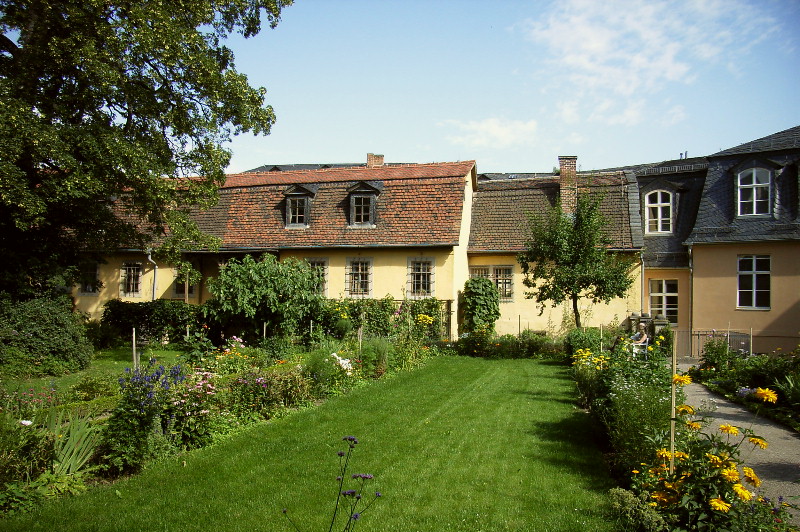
[0,1,291,295]
[518,193,635,327]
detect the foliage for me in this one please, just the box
[315,297,445,342]
[0,413,53,486]
[101,299,199,345]
[460,277,500,334]
[517,330,565,360]
[67,374,119,402]
[456,325,494,358]
[227,366,312,421]
[0,0,291,296]
[166,371,219,449]
[0,296,93,377]
[98,359,186,475]
[205,254,324,339]
[45,410,101,477]
[608,488,669,532]
[517,193,635,328]
[283,436,381,532]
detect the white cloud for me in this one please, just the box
[519,0,783,126]
[439,117,539,149]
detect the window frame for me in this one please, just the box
[407,257,435,298]
[737,255,770,310]
[286,196,310,227]
[171,264,198,299]
[737,168,772,217]
[644,190,673,234]
[121,262,143,298]
[346,258,372,298]
[306,258,329,296]
[350,194,376,227]
[78,262,100,295]
[648,279,679,325]
[469,265,513,301]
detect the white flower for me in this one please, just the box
[19,420,32,426]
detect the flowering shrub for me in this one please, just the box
[168,371,218,449]
[99,358,186,475]
[227,366,311,421]
[626,394,797,531]
[283,436,381,532]
[205,336,255,375]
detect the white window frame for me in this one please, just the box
[737,168,771,216]
[350,194,376,227]
[78,262,99,295]
[649,279,678,325]
[346,258,372,298]
[306,258,329,296]
[737,255,770,310]
[645,190,672,234]
[407,258,434,298]
[121,262,143,298]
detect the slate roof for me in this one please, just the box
[192,161,476,250]
[686,127,800,245]
[468,171,642,253]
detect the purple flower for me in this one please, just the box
[737,387,756,397]
[375,492,382,498]
[350,513,361,521]
[338,451,345,457]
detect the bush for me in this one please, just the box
[518,330,565,360]
[460,277,500,334]
[0,296,93,377]
[227,366,312,421]
[101,299,199,346]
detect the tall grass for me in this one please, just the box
[4,358,616,532]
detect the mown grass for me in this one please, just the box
[3,357,616,532]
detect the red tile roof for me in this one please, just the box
[194,161,476,249]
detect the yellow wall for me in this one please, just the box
[692,241,800,352]
[469,253,642,335]
[643,268,691,331]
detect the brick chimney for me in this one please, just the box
[367,153,384,168]
[558,156,578,214]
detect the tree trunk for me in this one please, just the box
[572,294,581,328]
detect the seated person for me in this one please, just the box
[631,323,648,345]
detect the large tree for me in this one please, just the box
[0,0,291,297]
[517,193,635,328]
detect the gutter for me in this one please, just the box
[146,250,158,301]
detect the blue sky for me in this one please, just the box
[224,0,800,174]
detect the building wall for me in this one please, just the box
[468,253,642,336]
[643,267,691,331]
[691,241,800,352]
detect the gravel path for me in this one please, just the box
[677,364,800,521]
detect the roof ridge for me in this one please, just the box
[227,160,476,179]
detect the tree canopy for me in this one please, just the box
[0,0,291,297]
[517,193,635,328]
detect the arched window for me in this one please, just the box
[645,190,672,234]
[737,168,771,216]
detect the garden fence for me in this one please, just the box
[671,328,752,359]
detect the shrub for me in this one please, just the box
[518,330,565,360]
[168,371,219,449]
[456,324,493,358]
[357,337,393,378]
[228,366,312,421]
[68,374,119,402]
[101,299,198,345]
[0,413,54,486]
[0,296,93,377]
[460,277,499,334]
[608,487,670,532]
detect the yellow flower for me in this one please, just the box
[632,469,640,474]
[672,373,692,386]
[686,421,702,430]
[658,335,665,341]
[656,448,671,460]
[733,483,753,501]
[675,404,695,416]
[651,491,674,505]
[719,424,739,436]
[753,387,778,403]
[720,468,740,482]
[706,453,724,467]
[748,437,768,449]
[709,498,731,512]
[743,467,761,487]
[673,451,689,461]
[647,345,654,351]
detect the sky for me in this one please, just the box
[223,0,800,174]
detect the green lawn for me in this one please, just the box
[4,357,617,532]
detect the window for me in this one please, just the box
[307,258,328,296]
[408,258,434,298]
[645,190,672,234]
[351,195,374,225]
[287,196,309,227]
[346,259,372,297]
[121,262,142,297]
[738,255,770,309]
[469,265,513,301]
[649,279,678,324]
[172,271,196,298]
[78,262,99,295]
[737,168,771,216]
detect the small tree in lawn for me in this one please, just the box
[517,193,634,328]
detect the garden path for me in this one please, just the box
[679,357,800,520]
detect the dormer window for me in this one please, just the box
[737,168,771,216]
[645,190,672,234]
[284,185,317,228]
[348,182,381,227]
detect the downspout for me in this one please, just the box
[146,250,158,301]
[688,243,694,357]
[640,250,645,315]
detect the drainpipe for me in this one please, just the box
[146,250,158,301]
[688,244,694,357]
[640,250,645,315]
